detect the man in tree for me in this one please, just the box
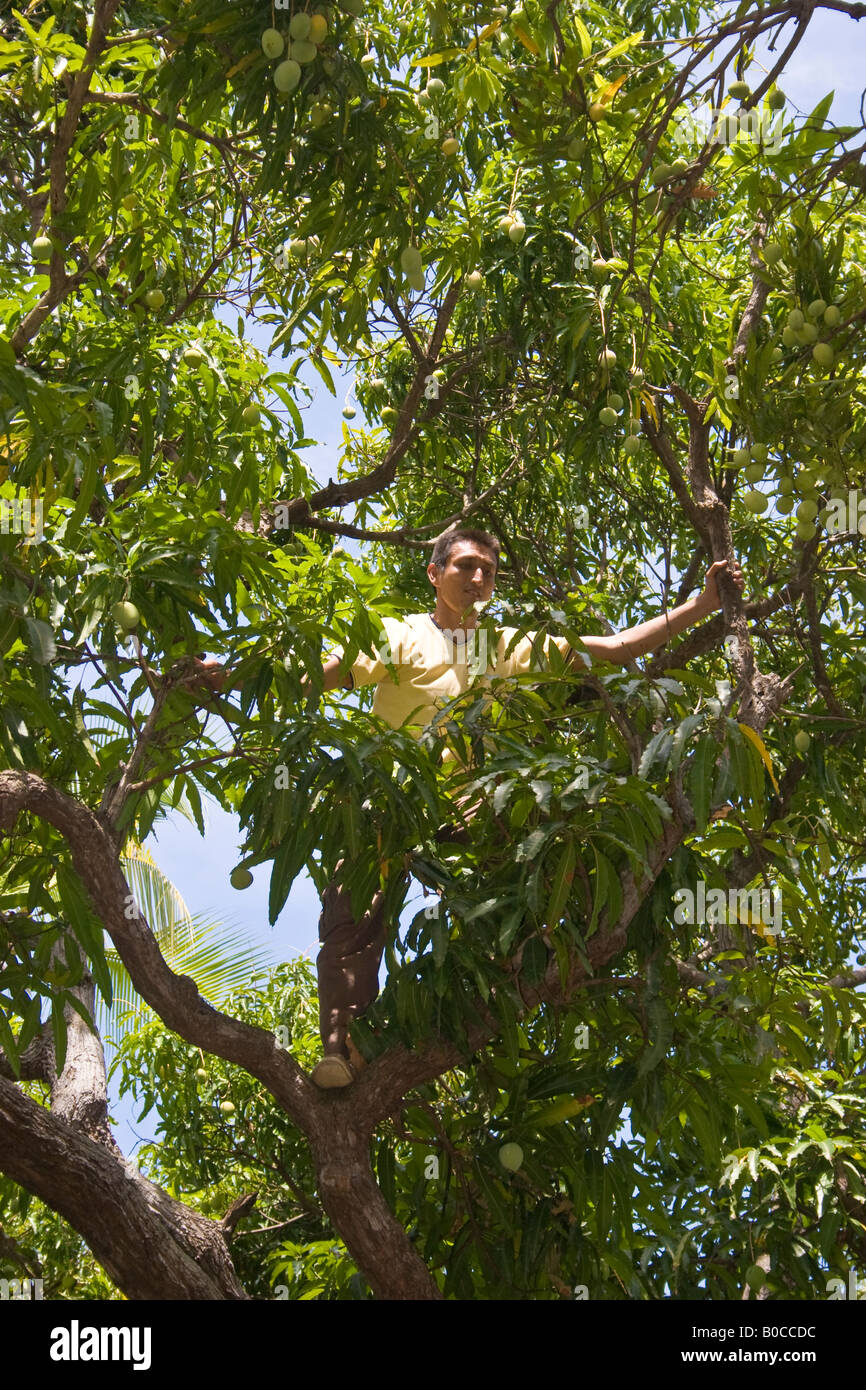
[192,528,743,1088]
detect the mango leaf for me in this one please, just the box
[599,32,644,63]
[25,616,56,664]
[531,1093,596,1127]
[573,16,592,57]
[737,722,780,795]
[545,837,576,927]
[54,864,113,1006]
[465,21,501,53]
[687,735,717,834]
[595,72,629,106]
[513,25,540,56]
[409,49,462,68]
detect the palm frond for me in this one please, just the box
[99,912,276,1047]
[119,842,196,956]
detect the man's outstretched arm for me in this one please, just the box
[579,559,744,667]
[182,653,352,696]
[318,656,354,693]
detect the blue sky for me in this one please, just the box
[108,9,866,1154]
[696,7,864,122]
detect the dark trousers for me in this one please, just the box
[316,871,390,1056]
[316,819,472,1054]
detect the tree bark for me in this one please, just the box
[0,770,445,1298]
[48,945,115,1146]
[0,1075,249,1299]
[307,1113,442,1299]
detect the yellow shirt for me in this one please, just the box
[329,613,590,739]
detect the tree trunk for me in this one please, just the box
[309,1114,442,1300]
[0,939,248,1299]
[0,1075,249,1299]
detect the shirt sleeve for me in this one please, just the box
[326,617,406,689]
[494,629,592,678]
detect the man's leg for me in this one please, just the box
[312,801,481,1086]
[312,867,388,1087]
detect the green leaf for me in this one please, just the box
[495,988,521,1066]
[669,712,704,774]
[638,728,673,780]
[545,836,576,927]
[573,16,592,58]
[430,914,448,967]
[688,735,717,835]
[55,864,113,1007]
[521,935,548,984]
[50,997,68,1075]
[71,685,100,764]
[599,31,643,63]
[62,452,99,546]
[0,1008,20,1077]
[309,354,336,396]
[24,617,56,664]
[499,904,525,954]
[587,846,621,936]
[637,995,673,1078]
[409,49,462,68]
[515,827,548,861]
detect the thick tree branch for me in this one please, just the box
[644,383,796,731]
[0,770,444,1298]
[726,219,770,373]
[641,395,714,551]
[276,282,462,518]
[48,955,114,1148]
[242,436,523,548]
[0,1074,248,1298]
[0,771,318,1130]
[82,91,242,158]
[800,576,846,717]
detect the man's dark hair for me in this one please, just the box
[430,527,501,573]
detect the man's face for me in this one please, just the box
[428,541,497,617]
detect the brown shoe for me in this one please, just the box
[311,1055,355,1089]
